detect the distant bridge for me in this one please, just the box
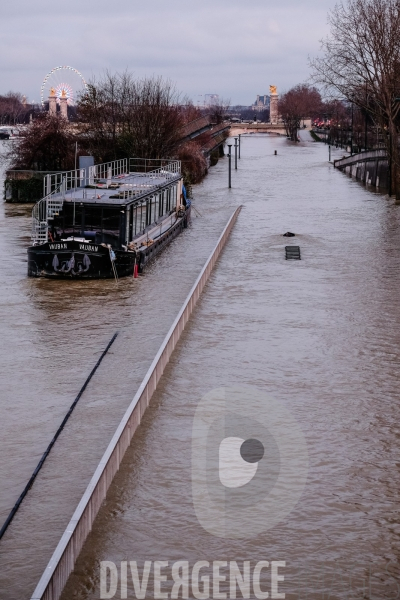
[229,123,287,136]
[180,119,288,154]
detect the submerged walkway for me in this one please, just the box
[63,133,399,599]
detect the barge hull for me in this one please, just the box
[27,208,190,279]
[27,241,135,279]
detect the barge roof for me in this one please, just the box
[61,170,181,208]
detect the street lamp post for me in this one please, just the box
[238,134,241,159]
[234,137,238,169]
[364,83,368,151]
[350,101,354,155]
[227,144,232,188]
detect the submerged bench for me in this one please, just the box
[285,246,301,260]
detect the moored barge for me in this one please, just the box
[27,158,191,279]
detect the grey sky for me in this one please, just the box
[1,0,336,105]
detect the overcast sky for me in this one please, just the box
[1,0,337,105]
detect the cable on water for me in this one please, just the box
[191,203,203,217]
[0,331,119,542]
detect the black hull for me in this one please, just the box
[28,241,135,279]
[27,208,190,279]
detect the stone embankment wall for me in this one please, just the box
[334,149,388,189]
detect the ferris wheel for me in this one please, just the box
[41,66,88,107]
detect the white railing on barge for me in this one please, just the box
[31,158,181,245]
[32,180,66,245]
[43,168,85,197]
[87,158,128,186]
[129,158,181,175]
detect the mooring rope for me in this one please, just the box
[0,331,119,542]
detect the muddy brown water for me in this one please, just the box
[1,136,399,599]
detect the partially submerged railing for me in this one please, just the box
[334,148,387,169]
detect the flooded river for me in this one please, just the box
[1,135,400,599]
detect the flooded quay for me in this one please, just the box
[1,134,400,599]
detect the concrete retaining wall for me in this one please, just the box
[31,205,242,600]
[334,149,388,189]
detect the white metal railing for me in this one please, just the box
[129,158,181,175]
[40,158,180,198]
[38,158,180,198]
[88,158,128,185]
[43,169,85,197]
[117,184,153,201]
[116,172,179,201]
[32,180,65,244]
[41,159,129,197]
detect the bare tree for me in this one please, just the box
[310,0,400,196]
[7,114,76,171]
[180,101,202,125]
[323,99,352,147]
[206,97,230,124]
[279,84,323,140]
[78,72,185,162]
[0,92,30,125]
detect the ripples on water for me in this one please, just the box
[1,136,400,599]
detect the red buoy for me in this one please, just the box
[133,264,138,278]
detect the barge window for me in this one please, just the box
[159,191,163,217]
[82,206,102,230]
[157,194,161,220]
[102,208,120,230]
[133,202,146,234]
[134,204,138,234]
